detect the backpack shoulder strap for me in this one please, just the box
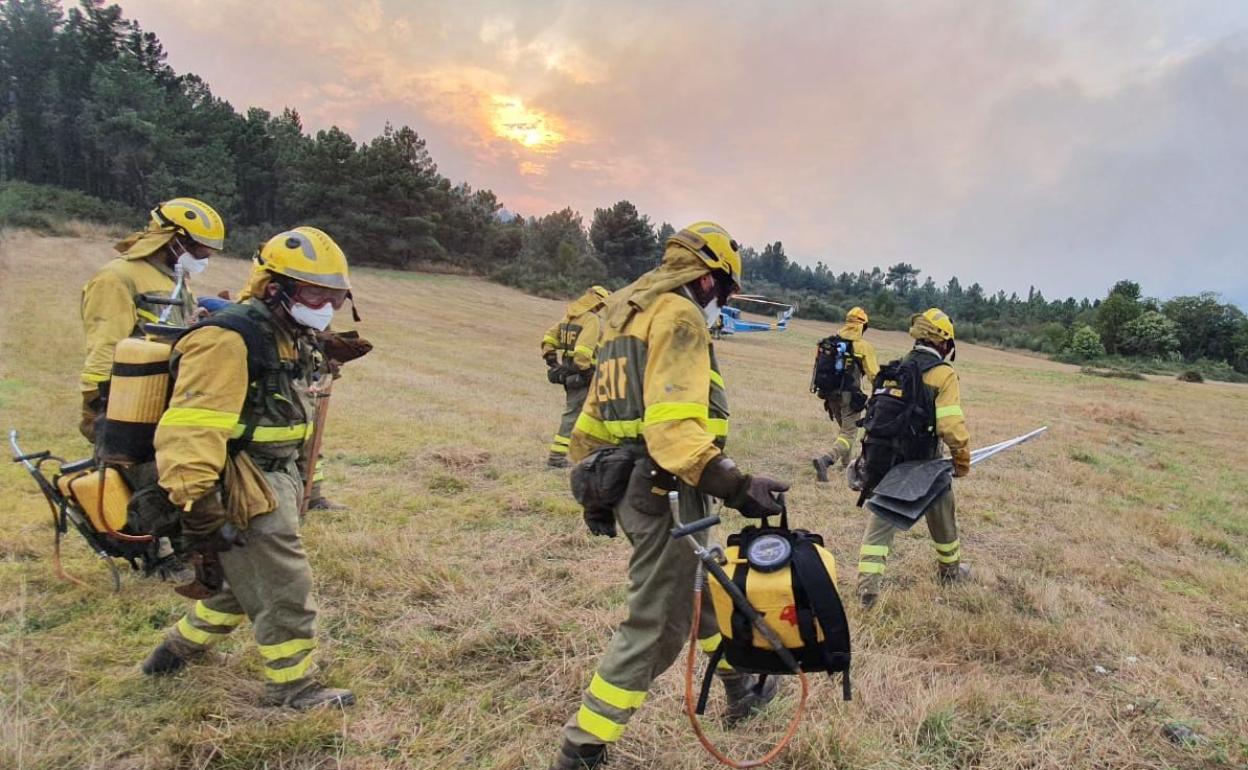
[791,538,853,700]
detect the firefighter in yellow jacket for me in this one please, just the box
[812,306,880,482]
[549,223,790,770]
[139,227,354,710]
[856,308,971,608]
[78,198,225,441]
[542,286,610,467]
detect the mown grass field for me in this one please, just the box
[2,227,1246,770]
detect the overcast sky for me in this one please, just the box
[116,0,1248,306]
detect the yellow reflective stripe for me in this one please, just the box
[707,418,728,437]
[603,418,642,439]
[574,344,595,360]
[136,308,160,323]
[312,465,325,482]
[542,334,558,347]
[264,652,314,683]
[937,552,960,564]
[575,412,616,443]
[835,436,852,449]
[933,539,960,553]
[699,633,723,653]
[857,561,885,574]
[549,443,569,454]
[176,616,224,645]
[257,637,317,661]
[159,407,237,430]
[588,673,647,710]
[194,601,244,627]
[643,402,708,426]
[576,705,626,742]
[230,423,310,442]
[935,405,964,419]
[82,372,111,383]
[859,544,889,557]
[709,369,725,389]
[552,435,571,446]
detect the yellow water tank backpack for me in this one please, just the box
[703,513,853,702]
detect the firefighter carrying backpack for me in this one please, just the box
[810,335,856,397]
[855,353,947,504]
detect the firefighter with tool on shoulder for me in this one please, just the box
[139,227,356,710]
[810,306,879,482]
[552,222,789,770]
[542,285,611,467]
[79,198,224,442]
[854,308,971,608]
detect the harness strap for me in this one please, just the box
[791,538,853,700]
[695,642,725,715]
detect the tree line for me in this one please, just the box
[2,1,1245,379]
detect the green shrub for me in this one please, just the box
[0,181,139,232]
[1065,324,1105,360]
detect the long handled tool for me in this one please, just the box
[866,426,1048,529]
[299,375,334,518]
[671,493,809,768]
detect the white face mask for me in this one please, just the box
[176,251,209,275]
[701,297,721,328]
[287,302,334,331]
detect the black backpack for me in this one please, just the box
[810,335,857,397]
[856,353,946,504]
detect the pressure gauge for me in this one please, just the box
[746,534,792,572]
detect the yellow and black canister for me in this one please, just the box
[98,337,172,463]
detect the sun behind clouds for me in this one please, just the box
[490,95,565,151]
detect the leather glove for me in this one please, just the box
[584,505,617,538]
[79,388,104,442]
[544,351,559,369]
[696,455,790,518]
[316,330,374,364]
[547,364,567,385]
[181,524,245,557]
[564,368,592,389]
[952,447,971,478]
[180,487,228,543]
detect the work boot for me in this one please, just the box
[812,455,832,483]
[547,454,569,469]
[860,592,878,609]
[262,681,356,710]
[846,459,865,492]
[141,640,191,676]
[721,673,781,727]
[306,496,347,512]
[938,562,972,584]
[548,739,607,770]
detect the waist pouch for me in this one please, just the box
[624,455,679,516]
[570,447,636,512]
[223,450,280,528]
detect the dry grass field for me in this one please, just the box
[2,227,1246,770]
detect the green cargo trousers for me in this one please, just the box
[823,391,864,466]
[166,468,320,698]
[563,484,728,747]
[550,382,590,458]
[856,487,960,596]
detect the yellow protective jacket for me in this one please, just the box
[911,345,970,454]
[154,301,317,507]
[569,245,727,486]
[541,289,606,371]
[836,322,880,386]
[80,232,196,392]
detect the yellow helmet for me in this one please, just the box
[847,306,869,325]
[150,198,225,250]
[591,285,610,299]
[257,227,350,291]
[910,308,956,342]
[667,221,742,289]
